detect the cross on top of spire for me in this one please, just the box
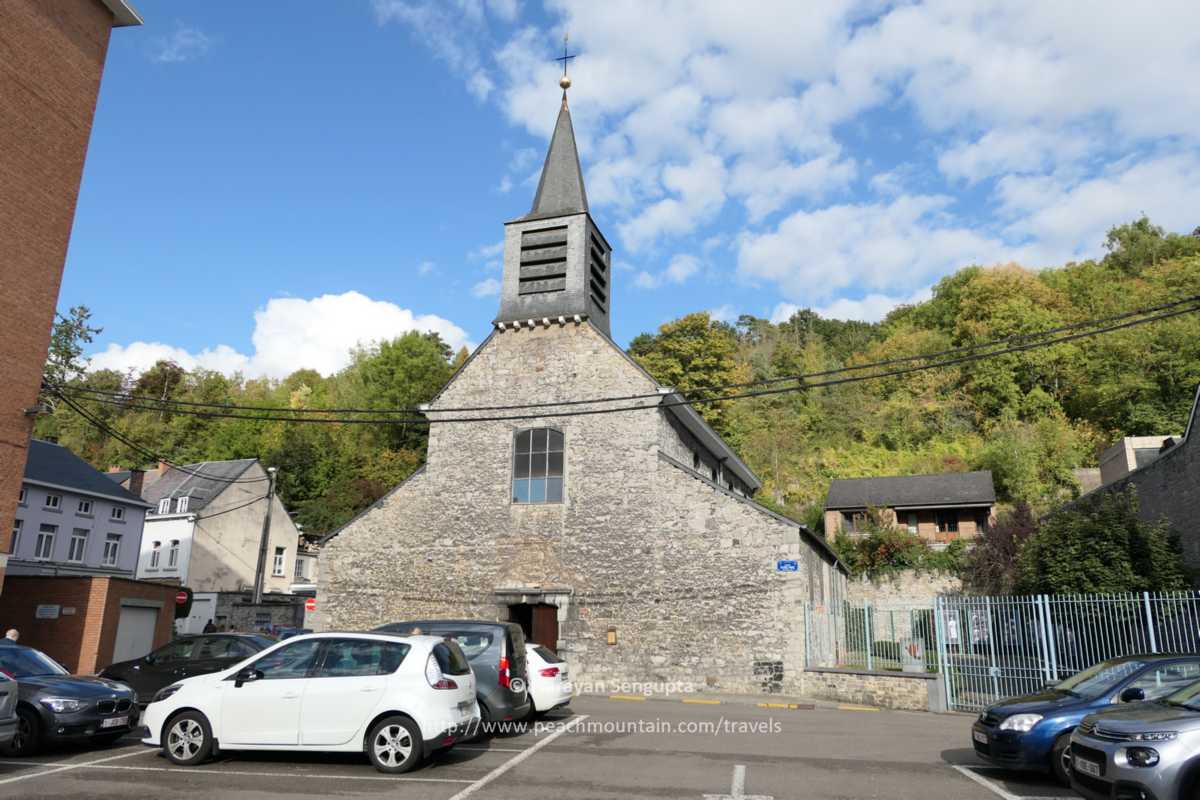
[556,33,575,93]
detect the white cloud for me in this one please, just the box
[471,278,502,298]
[633,254,702,290]
[417,260,435,276]
[708,304,738,324]
[739,195,1018,302]
[89,291,470,379]
[769,286,932,324]
[151,25,210,64]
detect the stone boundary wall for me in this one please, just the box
[801,667,946,712]
[846,570,961,608]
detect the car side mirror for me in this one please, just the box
[1120,687,1146,703]
[234,668,263,688]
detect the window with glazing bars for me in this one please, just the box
[512,428,564,504]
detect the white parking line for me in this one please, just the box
[447,714,589,800]
[950,765,1065,800]
[45,763,475,783]
[0,748,146,787]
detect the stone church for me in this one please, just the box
[316,88,847,695]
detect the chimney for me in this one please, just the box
[128,469,145,498]
[158,461,171,475]
[107,465,122,473]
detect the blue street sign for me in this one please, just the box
[776,559,799,572]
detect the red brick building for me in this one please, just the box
[0,575,175,674]
[0,1,141,594]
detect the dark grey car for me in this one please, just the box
[375,620,531,725]
[0,644,137,756]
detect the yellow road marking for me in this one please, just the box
[838,704,881,712]
[681,698,722,705]
[608,694,648,701]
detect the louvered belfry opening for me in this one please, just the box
[519,225,569,296]
[587,227,609,314]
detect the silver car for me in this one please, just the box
[1069,678,1200,800]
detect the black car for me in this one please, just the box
[100,633,273,704]
[375,620,531,726]
[0,644,137,756]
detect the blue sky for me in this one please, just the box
[70,0,1200,379]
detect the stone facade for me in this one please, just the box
[318,321,846,695]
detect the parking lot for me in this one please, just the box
[0,696,1076,800]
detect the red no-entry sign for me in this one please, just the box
[305,597,316,612]
[176,591,189,605]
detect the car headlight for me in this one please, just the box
[999,713,1043,732]
[40,697,88,713]
[1126,746,1160,767]
[150,683,183,704]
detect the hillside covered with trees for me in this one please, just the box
[38,218,1200,538]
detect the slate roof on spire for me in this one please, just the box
[523,95,588,220]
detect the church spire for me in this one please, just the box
[496,38,612,337]
[524,33,586,220]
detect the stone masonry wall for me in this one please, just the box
[846,570,962,609]
[801,668,936,712]
[318,322,845,695]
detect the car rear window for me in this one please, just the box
[532,645,563,664]
[433,641,472,675]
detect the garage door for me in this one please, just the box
[113,605,159,663]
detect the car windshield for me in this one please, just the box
[1055,659,1146,698]
[1162,679,1200,710]
[0,647,70,678]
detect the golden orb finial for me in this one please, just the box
[559,74,572,90]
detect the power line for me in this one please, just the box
[195,494,269,519]
[56,293,1200,416]
[54,300,1200,426]
[54,392,271,484]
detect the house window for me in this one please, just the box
[168,539,180,568]
[906,512,919,534]
[110,506,125,522]
[77,499,92,516]
[17,488,26,506]
[512,428,564,504]
[692,451,701,471]
[841,511,866,533]
[273,546,286,576]
[157,499,170,514]
[974,509,990,533]
[294,557,306,580]
[10,519,22,554]
[34,524,56,560]
[935,510,959,533]
[68,529,88,563]
[44,494,62,511]
[176,496,189,513]
[149,541,161,569]
[103,534,121,566]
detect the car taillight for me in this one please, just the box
[539,667,559,678]
[498,655,510,688]
[425,654,458,690]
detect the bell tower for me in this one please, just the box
[494,72,612,336]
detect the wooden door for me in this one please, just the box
[530,604,558,650]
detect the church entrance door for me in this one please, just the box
[509,602,558,651]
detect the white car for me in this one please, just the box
[525,644,571,715]
[139,632,478,773]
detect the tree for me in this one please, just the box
[1103,216,1200,274]
[1017,487,1189,594]
[43,305,101,389]
[962,504,1038,594]
[629,312,737,435]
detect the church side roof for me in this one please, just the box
[519,96,587,221]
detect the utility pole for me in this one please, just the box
[251,466,277,606]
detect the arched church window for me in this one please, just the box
[513,428,564,504]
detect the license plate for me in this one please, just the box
[973,730,988,744]
[1074,756,1101,778]
[101,716,128,729]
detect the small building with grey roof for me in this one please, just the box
[824,470,996,547]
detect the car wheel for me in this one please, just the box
[162,711,214,766]
[366,715,423,774]
[3,707,41,757]
[1050,733,1072,786]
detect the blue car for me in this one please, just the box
[971,654,1200,785]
